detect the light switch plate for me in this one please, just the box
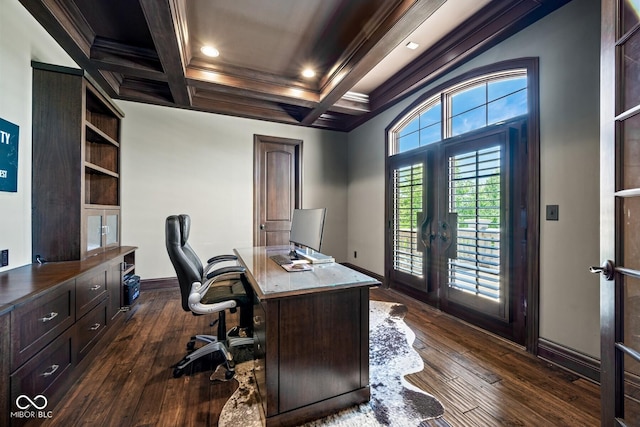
[546,205,559,221]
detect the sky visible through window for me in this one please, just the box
[395,74,527,154]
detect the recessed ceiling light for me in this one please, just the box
[406,41,419,50]
[201,46,219,57]
[302,68,315,78]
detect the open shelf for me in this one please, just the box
[85,168,119,206]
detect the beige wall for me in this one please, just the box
[118,101,348,279]
[346,0,601,358]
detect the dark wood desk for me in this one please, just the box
[234,246,380,427]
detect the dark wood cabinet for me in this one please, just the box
[0,246,136,426]
[3,61,136,426]
[31,62,124,263]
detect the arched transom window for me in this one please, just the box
[389,69,528,155]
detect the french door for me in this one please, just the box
[596,1,640,425]
[387,122,527,344]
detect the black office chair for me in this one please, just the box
[165,214,253,380]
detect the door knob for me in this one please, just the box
[260,224,265,230]
[589,260,615,281]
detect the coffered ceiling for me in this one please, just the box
[19,0,569,131]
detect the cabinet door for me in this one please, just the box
[104,209,120,248]
[85,210,104,255]
[84,208,120,256]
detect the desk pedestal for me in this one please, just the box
[253,286,370,426]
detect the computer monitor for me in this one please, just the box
[289,208,326,252]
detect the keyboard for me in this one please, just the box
[270,254,295,265]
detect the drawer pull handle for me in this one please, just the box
[253,316,263,325]
[90,323,101,331]
[40,312,58,323]
[42,364,59,377]
[90,285,102,291]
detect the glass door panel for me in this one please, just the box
[623,351,640,426]
[623,29,640,111]
[105,211,119,246]
[623,274,640,424]
[86,213,103,252]
[389,156,429,293]
[623,112,640,188]
[445,141,507,319]
[392,163,424,278]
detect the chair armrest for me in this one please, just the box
[188,287,237,315]
[187,266,246,315]
[206,265,245,281]
[207,254,237,264]
[203,254,238,276]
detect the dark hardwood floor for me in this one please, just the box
[40,286,600,426]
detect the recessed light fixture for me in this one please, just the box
[201,45,220,57]
[405,41,419,50]
[302,68,315,78]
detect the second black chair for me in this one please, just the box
[165,214,253,380]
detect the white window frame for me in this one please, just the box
[389,69,527,156]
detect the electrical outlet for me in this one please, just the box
[546,205,559,221]
[1,249,8,267]
[354,251,357,259]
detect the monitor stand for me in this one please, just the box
[294,247,335,264]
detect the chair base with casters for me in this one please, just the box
[173,331,254,379]
[173,296,253,380]
[173,334,235,379]
[165,214,254,381]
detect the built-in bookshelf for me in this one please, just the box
[31,61,124,262]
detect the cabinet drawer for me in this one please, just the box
[76,269,107,318]
[11,280,75,370]
[76,300,107,363]
[10,328,73,416]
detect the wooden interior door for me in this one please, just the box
[597,1,640,425]
[253,135,302,246]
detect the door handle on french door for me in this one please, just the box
[418,214,433,251]
[438,213,457,258]
[589,260,615,281]
[260,224,265,230]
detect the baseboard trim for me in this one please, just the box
[341,263,384,283]
[537,338,600,383]
[141,277,177,290]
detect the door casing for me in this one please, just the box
[253,134,302,246]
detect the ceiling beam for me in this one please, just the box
[300,0,446,126]
[17,0,121,98]
[139,0,191,106]
[90,37,166,81]
[191,90,305,125]
[342,0,571,131]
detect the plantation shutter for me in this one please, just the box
[392,163,424,278]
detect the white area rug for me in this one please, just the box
[218,301,444,426]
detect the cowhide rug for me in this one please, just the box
[218,300,445,426]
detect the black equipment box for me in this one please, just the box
[123,274,140,305]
